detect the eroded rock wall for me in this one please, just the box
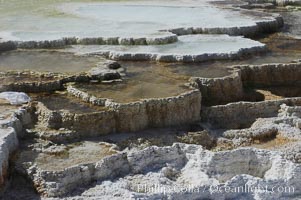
[34,88,201,141]
[190,72,244,105]
[0,106,32,192]
[244,0,301,6]
[201,97,301,129]
[107,91,202,132]
[0,128,18,189]
[35,101,116,138]
[0,81,63,93]
[20,144,301,199]
[21,144,185,197]
[0,70,122,94]
[238,63,301,87]
[103,45,266,63]
[0,41,17,52]
[191,62,301,105]
[168,14,284,38]
[15,35,179,50]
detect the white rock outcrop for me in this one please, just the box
[20,144,301,199]
[0,105,32,189]
[0,92,31,105]
[0,128,18,187]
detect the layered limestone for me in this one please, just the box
[32,86,201,142]
[167,14,283,38]
[238,63,301,87]
[0,128,18,189]
[0,41,17,52]
[80,35,266,63]
[17,143,301,199]
[14,34,179,49]
[0,71,65,93]
[201,97,301,129]
[217,103,301,147]
[190,71,244,105]
[0,104,32,189]
[0,64,122,93]
[12,100,301,198]
[34,101,115,141]
[2,60,301,199]
[191,61,301,105]
[240,3,276,9]
[0,2,300,199]
[244,0,301,6]
[99,46,265,63]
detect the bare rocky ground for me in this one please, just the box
[1,0,301,200]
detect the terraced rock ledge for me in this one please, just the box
[16,144,301,199]
[0,56,299,199]
[0,0,301,199]
[32,88,201,143]
[190,61,301,105]
[0,0,284,64]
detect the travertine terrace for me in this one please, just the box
[0,0,301,199]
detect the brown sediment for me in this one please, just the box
[17,141,118,171]
[244,86,301,101]
[0,50,101,74]
[250,135,297,149]
[31,92,107,114]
